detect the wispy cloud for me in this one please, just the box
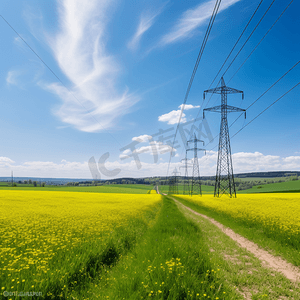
[127,6,165,51]
[160,0,241,46]
[6,70,21,86]
[0,157,15,165]
[158,104,200,125]
[45,0,139,132]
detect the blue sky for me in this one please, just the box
[0,0,299,179]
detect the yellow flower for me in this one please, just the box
[0,190,162,292]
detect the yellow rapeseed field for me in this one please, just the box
[179,193,300,239]
[0,190,161,296]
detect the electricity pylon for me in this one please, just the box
[203,77,246,197]
[168,168,180,194]
[168,176,174,194]
[172,168,180,194]
[180,150,192,195]
[187,134,205,196]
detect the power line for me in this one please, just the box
[166,0,222,177]
[186,0,291,159]
[183,0,266,151]
[231,81,300,139]
[208,0,264,91]
[202,60,300,158]
[201,77,299,158]
[228,0,294,84]
[221,0,276,79]
[0,15,122,147]
[229,59,300,129]
[204,0,276,111]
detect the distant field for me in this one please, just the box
[236,176,287,182]
[0,184,153,194]
[159,184,214,194]
[159,179,300,195]
[240,179,300,193]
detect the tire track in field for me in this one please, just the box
[172,198,300,283]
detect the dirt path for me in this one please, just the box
[173,198,300,283]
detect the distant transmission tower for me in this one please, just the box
[168,174,174,194]
[180,151,191,195]
[187,134,205,195]
[172,168,180,194]
[168,168,180,194]
[203,77,246,197]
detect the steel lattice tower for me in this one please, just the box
[180,150,191,195]
[173,168,180,194]
[203,77,246,197]
[168,168,180,194]
[168,176,174,194]
[187,134,205,196]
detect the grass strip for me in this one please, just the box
[81,195,239,300]
[172,196,300,268]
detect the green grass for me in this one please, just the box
[172,196,300,268]
[239,179,300,193]
[0,184,153,194]
[74,196,238,299]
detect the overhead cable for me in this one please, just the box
[166,0,222,176]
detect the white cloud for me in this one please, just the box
[178,104,200,110]
[3,160,90,178]
[120,140,176,159]
[0,152,300,179]
[0,157,15,165]
[132,134,152,142]
[232,152,282,173]
[158,103,200,124]
[160,0,241,45]
[45,0,139,132]
[96,151,300,178]
[128,8,164,51]
[158,109,186,125]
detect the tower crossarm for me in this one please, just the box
[179,165,192,169]
[187,138,204,145]
[203,105,246,118]
[203,87,244,97]
[187,148,206,152]
[203,76,244,99]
